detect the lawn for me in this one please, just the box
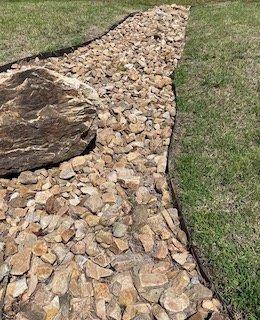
[1,0,225,66]
[0,0,259,319]
[171,1,260,319]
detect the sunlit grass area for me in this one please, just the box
[172,2,260,319]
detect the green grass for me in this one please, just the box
[0,0,229,66]
[171,1,260,319]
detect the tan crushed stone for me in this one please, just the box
[0,4,226,320]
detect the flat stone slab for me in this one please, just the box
[0,67,99,176]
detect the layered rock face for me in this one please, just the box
[0,67,99,176]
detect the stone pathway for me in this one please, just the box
[0,5,225,320]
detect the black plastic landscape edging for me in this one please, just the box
[0,11,139,74]
[167,71,234,320]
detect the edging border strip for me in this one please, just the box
[0,11,139,74]
[166,71,235,320]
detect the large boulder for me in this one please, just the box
[0,67,99,176]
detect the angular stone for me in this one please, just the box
[9,195,28,208]
[112,238,129,254]
[140,287,165,303]
[51,266,72,295]
[154,241,168,260]
[70,297,92,318]
[32,240,48,256]
[202,300,218,312]
[123,303,151,320]
[152,304,170,320]
[71,155,86,171]
[113,222,128,238]
[0,210,5,220]
[186,284,213,301]
[161,208,175,233]
[116,168,140,190]
[95,230,114,245]
[36,263,53,281]
[81,185,99,196]
[112,273,137,307]
[102,191,117,203]
[136,186,151,204]
[71,241,86,255]
[0,263,9,282]
[93,282,111,301]
[84,194,104,213]
[52,243,69,263]
[107,300,122,320]
[84,234,99,257]
[160,290,190,313]
[156,155,167,173]
[85,260,113,280]
[7,277,28,298]
[61,229,75,243]
[41,252,57,265]
[132,205,150,232]
[59,162,75,180]
[15,231,37,249]
[35,190,52,205]
[0,67,99,176]
[85,214,100,227]
[138,272,168,289]
[154,75,172,89]
[10,248,32,275]
[18,171,38,184]
[43,296,60,320]
[153,174,167,194]
[172,270,189,289]
[140,234,154,253]
[171,251,189,265]
[91,251,113,268]
[16,302,46,320]
[4,237,18,257]
[111,253,142,272]
[95,299,106,319]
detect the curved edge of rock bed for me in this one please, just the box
[0,12,139,74]
[0,4,227,320]
[167,76,232,320]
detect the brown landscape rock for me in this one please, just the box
[85,259,113,280]
[7,278,28,298]
[152,304,170,320]
[10,248,32,275]
[0,4,225,319]
[113,273,138,307]
[0,67,99,176]
[51,266,72,295]
[160,289,190,313]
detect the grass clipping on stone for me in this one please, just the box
[171,2,260,319]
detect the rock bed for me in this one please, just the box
[0,5,224,320]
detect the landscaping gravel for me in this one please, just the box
[0,5,225,320]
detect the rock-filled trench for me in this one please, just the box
[0,5,225,320]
